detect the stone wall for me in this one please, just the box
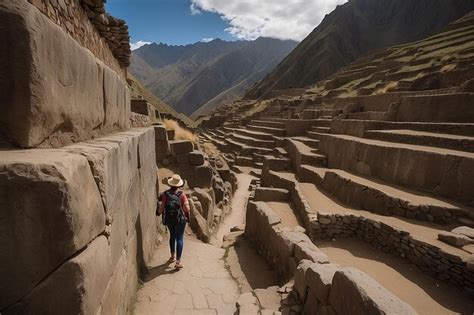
[245,191,416,314]
[27,0,130,72]
[153,123,237,243]
[260,165,474,293]
[294,261,416,315]
[0,128,159,313]
[245,200,329,281]
[308,212,474,291]
[0,1,130,148]
[318,133,474,204]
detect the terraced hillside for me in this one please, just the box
[244,0,474,100]
[197,11,474,313]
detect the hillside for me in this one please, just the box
[130,38,297,116]
[244,0,474,100]
[127,74,195,127]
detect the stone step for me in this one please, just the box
[365,129,474,153]
[224,138,274,156]
[318,133,474,205]
[310,126,331,134]
[284,138,327,168]
[224,127,275,141]
[248,124,286,136]
[250,119,286,129]
[347,111,388,121]
[234,156,254,167]
[290,136,320,149]
[298,165,472,224]
[229,133,275,149]
[319,116,333,120]
[306,131,326,141]
[332,120,474,137]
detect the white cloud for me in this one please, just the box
[201,37,215,42]
[190,3,201,15]
[131,40,151,50]
[190,0,347,41]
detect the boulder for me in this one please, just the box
[306,263,340,304]
[0,150,105,309]
[329,267,416,315]
[170,140,193,155]
[438,231,473,247]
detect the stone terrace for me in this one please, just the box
[198,12,474,313]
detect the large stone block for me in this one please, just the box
[4,236,112,315]
[101,233,139,315]
[153,125,168,140]
[294,260,313,300]
[329,267,416,315]
[0,1,130,148]
[65,128,157,268]
[294,241,330,264]
[0,150,105,309]
[170,140,193,155]
[190,165,213,188]
[253,187,289,202]
[189,150,205,166]
[306,263,340,304]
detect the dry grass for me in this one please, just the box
[161,119,198,144]
[201,142,219,156]
[373,81,398,95]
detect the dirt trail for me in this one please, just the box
[133,170,280,314]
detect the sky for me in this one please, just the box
[106,0,347,49]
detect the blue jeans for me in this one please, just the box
[167,222,186,260]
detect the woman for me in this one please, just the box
[157,174,190,269]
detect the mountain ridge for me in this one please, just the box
[129,37,297,116]
[244,0,474,100]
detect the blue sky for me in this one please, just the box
[106,0,347,49]
[106,0,233,46]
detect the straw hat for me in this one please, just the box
[167,174,184,187]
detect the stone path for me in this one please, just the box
[133,235,239,314]
[133,173,256,314]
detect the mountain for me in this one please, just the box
[244,0,474,100]
[130,38,297,116]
